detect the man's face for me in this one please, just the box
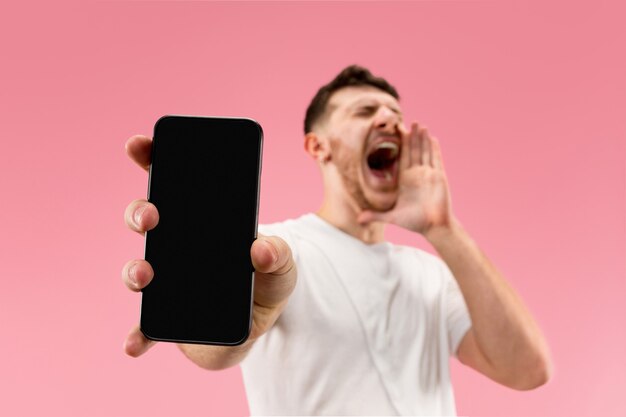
[321,85,404,212]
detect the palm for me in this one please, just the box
[392,163,451,233]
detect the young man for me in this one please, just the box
[122,65,552,415]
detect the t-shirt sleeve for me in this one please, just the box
[438,258,472,358]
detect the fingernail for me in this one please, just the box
[128,263,139,288]
[262,239,278,264]
[134,205,146,227]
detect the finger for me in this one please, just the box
[430,134,445,171]
[125,199,159,234]
[124,324,157,357]
[420,127,432,167]
[397,123,410,171]
[251,234,297,308]
[397,122,409,136]
[122,259,154,292]
[410,122,420,166]
[125,135,153,172]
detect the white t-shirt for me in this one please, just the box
[241,213,472,416]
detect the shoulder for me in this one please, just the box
[258,214,312,262]
[390,243,448,271]
[388,243,456,291]
[258,217,299,236]
[258,214,309,240]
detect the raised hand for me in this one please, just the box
[121,135,297,368]
[357,122,455,236]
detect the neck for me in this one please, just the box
[316,195,386,245]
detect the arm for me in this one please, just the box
[122,135,297,370]
[425,218,552,390]
[357,122,552,390]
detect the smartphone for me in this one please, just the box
[140,115,263,346]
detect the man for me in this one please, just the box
[121,65,552,415]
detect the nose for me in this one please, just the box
[373,106,400,132]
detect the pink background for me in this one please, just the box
[0,1,624,415]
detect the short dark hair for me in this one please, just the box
[304,65,400,134]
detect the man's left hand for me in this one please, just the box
[357,122,455,235]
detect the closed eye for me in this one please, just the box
[354,106,377,116]
[354,105,402,119]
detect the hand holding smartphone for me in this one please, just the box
[121,116,297,362]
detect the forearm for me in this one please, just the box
[177,338,255,371]
[425,217,551,376]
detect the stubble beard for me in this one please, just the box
[330,136,392,212]
[338,159,375,211]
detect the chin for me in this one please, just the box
[363,189,398,212]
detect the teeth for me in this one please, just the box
[376,142,399,157]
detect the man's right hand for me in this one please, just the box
[121,135,297,369]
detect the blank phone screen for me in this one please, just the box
[141,115,262,345]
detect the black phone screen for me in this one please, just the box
[140,115,263,345]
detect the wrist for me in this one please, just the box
[423,216,463,244]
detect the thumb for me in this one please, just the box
[251,234,293,275]
[251,234,297,309]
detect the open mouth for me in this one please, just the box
[366,138,400,183]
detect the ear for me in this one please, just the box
[304,132,331,163]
